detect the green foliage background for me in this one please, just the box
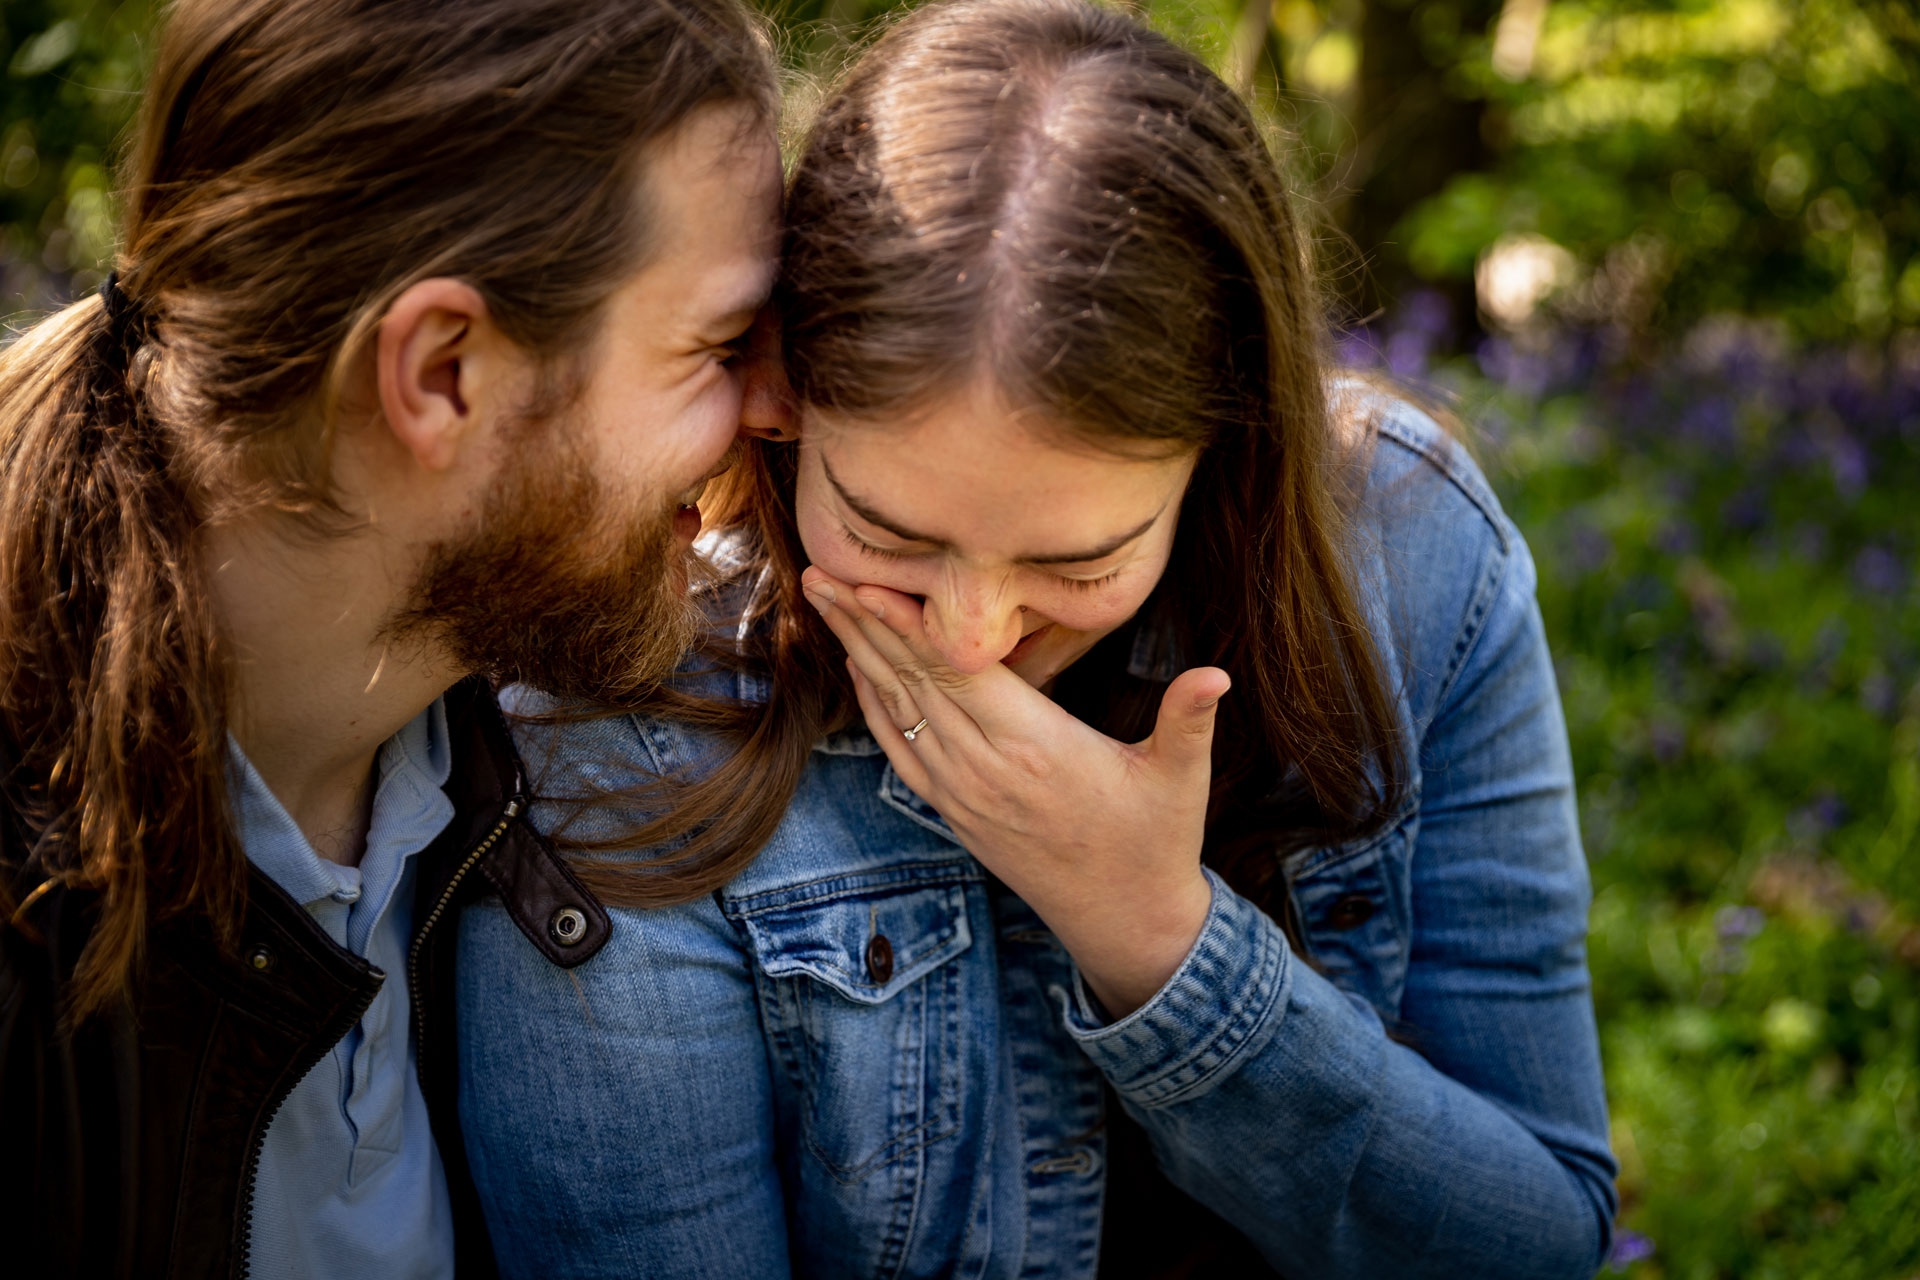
[3,0,1917,1275]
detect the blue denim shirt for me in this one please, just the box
[234,700,457,1280]
[457,397,1618,1278]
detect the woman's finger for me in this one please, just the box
[849,662,939,799]
[803,570,986,753]
[845,582,1040,741]
[803,580,934,739]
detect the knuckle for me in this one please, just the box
[895,660,934,689]
[873,683,909,718]
[929,664,972,693]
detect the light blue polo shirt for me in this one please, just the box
[230,699,457,1280]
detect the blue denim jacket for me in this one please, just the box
[456,397,1618,1279]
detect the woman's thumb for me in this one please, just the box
[1149,667,1231,766]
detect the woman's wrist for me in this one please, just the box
[1051,870,1213,1020]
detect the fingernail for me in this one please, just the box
[854,592,885,619]
[805,581,836,604]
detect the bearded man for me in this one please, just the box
[0,1,786,1276]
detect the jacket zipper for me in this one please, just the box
[234,797,521,1280]
[235,975,379,1280]
[407,798,521,1082]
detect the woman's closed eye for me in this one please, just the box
[839,523,1122,590]
[1055,566,1123,591]
[838,523,918,562]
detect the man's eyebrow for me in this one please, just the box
[703,271,774,336]
[822,455,1165,566]
[707,297,767,336]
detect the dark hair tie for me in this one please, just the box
[96,270,145,366]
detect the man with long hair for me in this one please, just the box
[0,1,783,1275]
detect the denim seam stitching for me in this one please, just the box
[721,861,982,916]
[1285,801,1421,879]
[1371,409,1512,556]
[1122,913,1288,1107]
[1425,532,1512,726]
[1085,899,1290,1108]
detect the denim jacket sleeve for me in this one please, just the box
[1062,417,1618,1278]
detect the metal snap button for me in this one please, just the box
[1324,893,1378,930]
[549,906,588,947]
[247,945,277,974]
[865,933,894,984]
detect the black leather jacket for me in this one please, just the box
[0,677,610,1279]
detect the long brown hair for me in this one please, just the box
[0,0,775,1021]
[566,0,1405,929]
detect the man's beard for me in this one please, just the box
[386,410,703,708]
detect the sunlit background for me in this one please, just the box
[4,1,1916,1274]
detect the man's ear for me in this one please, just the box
[375,278,499,471]
[736,308,799,443]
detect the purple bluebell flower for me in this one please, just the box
[1334,329,1383,369]
[1399,289,1453,342]
[1476,336,1513,383]
[1859,670,1898,717]
[1608,1228,1656,1271]
[1852,546,1906,596]
[1825,432,1868,500]
[1655,520,1699,557]
[1385,328,1430,380]
[1715,905,1765,942]
[1786,793,1847,843]
[1721,487,1768,531]
[1678,397,1736,448]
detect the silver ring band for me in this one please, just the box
[902,717,930,742]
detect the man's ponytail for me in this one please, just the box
[0,282,240,1021]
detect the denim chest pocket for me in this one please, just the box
[726,862,983,1183]
[1286,811,1417,1023]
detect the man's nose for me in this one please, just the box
[923,584,1025,675]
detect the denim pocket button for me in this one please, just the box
[1325,893,1378,930]
[734,873,971,1003]
[866,933,894,984]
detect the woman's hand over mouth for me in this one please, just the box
[801,565,1228,1019]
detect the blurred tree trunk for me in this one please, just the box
[1343,0,1498,328]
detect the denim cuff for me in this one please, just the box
[1061,867,1293,1109]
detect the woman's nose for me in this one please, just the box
[923,588,1025,675]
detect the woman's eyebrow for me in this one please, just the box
[823,455,947,544]
[1019,512,1161,566]
[822,455,1164,565]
